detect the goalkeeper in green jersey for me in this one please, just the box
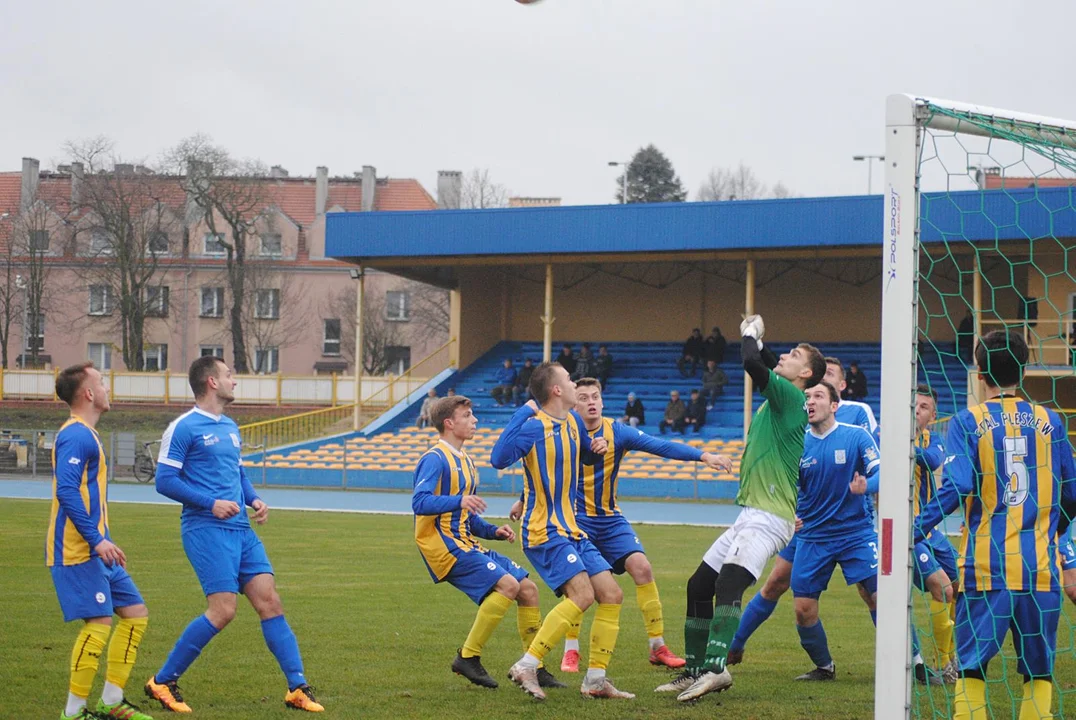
[656,314,825,702]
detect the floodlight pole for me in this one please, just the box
[608,161,629,204]
[351,266,364,431]
[853,154,885,194]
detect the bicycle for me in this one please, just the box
[133,440,159,484]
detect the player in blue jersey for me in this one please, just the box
[47,363,155,720]
[787,380,881,681]
[914,331,1076,720]
[491,362,635,701]
[523,378,730,672]
[145,356,323,713]
[412,394,549,690]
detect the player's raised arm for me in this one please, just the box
[617,421,703,462]
[740,316,775,391]
[490,404,539,469]
[914,413,974,543]
[53,429,106,548]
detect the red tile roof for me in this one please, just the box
[983,174,1076,190]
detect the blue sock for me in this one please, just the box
[156,615,220,683]
[911,623,921,659]
[731,594,779,652]
[870,610,877,626]
[796,620,833,669]
[262,615,306,690]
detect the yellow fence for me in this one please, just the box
[239,403,357,450]
[356,338,456,421]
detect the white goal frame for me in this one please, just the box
[876,94,1076,720]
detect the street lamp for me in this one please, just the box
[852,154,885,195]
[608,161,629,204]
[15,273,27,368]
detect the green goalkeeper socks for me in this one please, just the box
[702,605,741,673]
[683,617,710,674]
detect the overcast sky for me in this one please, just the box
[3,0,1075,206]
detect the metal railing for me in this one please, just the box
[356,338,456,424]
[239,404,357,451]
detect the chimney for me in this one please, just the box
[20,157,40,211]
[361,165,376,212]
[270,165,288,179]
[437,170,462,209]
[315,166,329,216]
[70,161,85,207]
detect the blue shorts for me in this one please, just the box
[182,526,274,596]
[778,533,799,563]
[957,589,1061,677]
[524,535,611,595]
[791,530,879,599]
[912,532,958,592]
[50,558,144,622]
[1059,532,1076,572]
[445,549,529,605]
[576,514,645,574]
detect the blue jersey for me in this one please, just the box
[576,418,703,517]
[835,401,878,438]
[796,422,881,541]
[157,407,258,532]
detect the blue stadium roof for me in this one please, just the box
[325,186,1076,262]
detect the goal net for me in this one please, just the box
[878,96,1076,720]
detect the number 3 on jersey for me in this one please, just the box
[1003,435,1029,507]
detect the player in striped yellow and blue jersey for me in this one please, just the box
[47,363,154,720]
[550,378,729,672]
[411,395,548,690]
[491,362,634,701]
[915,331,1076,720]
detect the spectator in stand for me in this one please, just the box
[556,344,577,376]
[683,389,707,433]
[957,313,974,363]
[843,361,869,400]
[622,392,645,428]
[594,345,613,389]
[701,360,728,409]
[572,343,594,381]
[704,326,727,366]
[678,329,705,378]
[658,390,687,434]
[490,358,519,406]
[446,388,456,397]
[417,388,437,429]
[515,358,534,404]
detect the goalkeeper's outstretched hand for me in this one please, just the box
[740,314,766,340]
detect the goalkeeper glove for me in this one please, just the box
[740,314,765,350]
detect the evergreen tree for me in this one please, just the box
[616,144,687,204]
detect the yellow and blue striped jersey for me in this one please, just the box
[576,418,703,518]
[491,406,595,548]
[46,417,110,567]
[918,396,1076,592]
[913,428,945,519]
[412,440,500,581]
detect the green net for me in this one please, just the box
[912,101,1076,718]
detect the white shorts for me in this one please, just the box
[702,506,795,581]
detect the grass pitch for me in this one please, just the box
[2,498,1074,719]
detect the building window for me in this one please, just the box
[144,286,170,317]
[385,291,410,321]
[90,229,113,255]
[88,285,113,316]
[148,230,169,255]
[323,318,341,356]
[25,314,45,351]
[143,343,168,371]
[254,347,279,374]
[200,287,224,317]
[29,230,49,252]
[259,233,282,257]
[203,233,227,256]
[255,289,280,319]
[384,346,411,375]
[88,343,112,370]
[200,345,224,358]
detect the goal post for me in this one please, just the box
[877,94,1076,720]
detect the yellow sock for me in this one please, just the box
[461,592,513,658]
[69,622,111,698]
[1019,679,1053,720]
[517,605,542,653]
[105,616,148,690]
[565,619,581,641]
[929,600,955,667]
[953,678,987,720]
[588,603,622,671]
[528,598,583,661]
[635,581,663,639]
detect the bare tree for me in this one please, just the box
[697,163,769,201]
[323,288,404,375]
[407,280,450,337]
[66,138,178,370]
[12,196,55,367]
[460,169,508,209]
[166,135,271,373]
[0,219,20,368]
[237,262,311,372]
